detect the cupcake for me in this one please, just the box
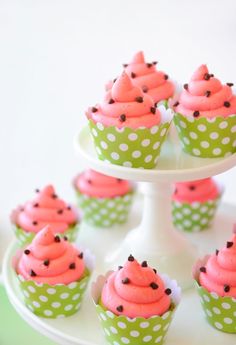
[11,185,80,246]
[92,255,181,345]
[174,65,236,157]
[172,178,222,232]
[14,225,93,318]
[87,71,173,169]
[193,226,236,333]
[74,169,134,227]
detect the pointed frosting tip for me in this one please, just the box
[34,224,55,245]
[41,185,55,196]
[191,64,209,81]
[131,51,145,64]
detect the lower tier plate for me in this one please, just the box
[3,199,236,345]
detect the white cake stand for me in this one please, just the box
[75,125,236,289]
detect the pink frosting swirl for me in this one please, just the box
[17,225,85,285]
[74,169,132,198]
[173,178,219,203]
[175,65,236,118]
[199,233,236,297]
[86,72,161,129]
[124,51,175,103]
[101,256,171,318]
[13,185,78,234]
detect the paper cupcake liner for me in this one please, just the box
[88,106,173,169]
[174,113,236,158]
[14,248,94,318]
[14,223,80,247]
[91,272,181,345]
[76,191,134,227]
[193,256,236,333]
[172,196,221,232]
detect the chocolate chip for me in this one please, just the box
[54,235,61,242]
[141,261,148,267]
[152,61,158,65]
[87,179,92,184]
[108,98,115,104]
[224,285,230,292]
[69,263,76,269]
[116,305,123,312]
[210,74,214,78]
[33,203,39,207]
[142,85,148,93]
[216,249,219,256]
[118,265,123,270]
[57,209,63,214]
[119,114,126,122]
[205,90,211,97]
[32,221,38,226]
[43,259,50,266]
[224,101,231,108]
[200,266,206,273]
[52,193,58,199]
[150,107,156,114]
[227,82,234,87]
[113,78,117,83]
[193,110,200,117]
[67,206,71,210]
[150,282,159,289]
[35,189,40,193]
[173,101,179,107]
[226,241,233,248]
[117,178,122,183]
[91,107,98,112]
[153,268,157,274]
[64,236,68,241]
[122,278,130,284]
[189,185,196,191]
[128,254,134,262]
[174,188,178,194]
[24,249,30,255]
[135,96,143,103]
[164,74,169,80]
[165,288,172,295]
[146,63,152,68]
[123,63,128,67]
[204,73,211,80]
[183,83,188,90]
[131,72,136,78]
[78,252,83,259]
[154,102,158,108]
[30,270,36,277]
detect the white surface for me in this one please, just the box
[3,200,236,345]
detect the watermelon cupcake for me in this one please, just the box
[193,225,236,333]
[174,65,236,157]
[74,169,134,227]
[172,178,222,232]
[87,72,173,169]
[11,185,80,246]
[92,255,181,345]
[14,225,93,318]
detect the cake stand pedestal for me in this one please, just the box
[76,126,236,289]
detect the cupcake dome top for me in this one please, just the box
[199,228,236,297]
[17,225,85,285]
[175,64,236,118]
[173,178,219,203]
[86,72,161,129]
[101,255,172,318]
[74,169,132,198]
[13,185,78,234]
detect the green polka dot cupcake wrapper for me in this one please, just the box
[88,107,173,169]
[14,224,80,247]
[174,113,236,158]
[92,272,181,345]
[76,191,134,228]
[193,256,236,333]
[172,196,221,232]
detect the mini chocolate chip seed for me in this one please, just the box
[32,221,38,226]
[91,107,98,113]
[30,270,36,277]
[184,83,188,90]
[150,107,156,114]
[135,96,143,103]
[150,282,159,290]
[118,265,123,270]
[69,263,76,269]
[146,63,153,68]
[189,185,196,191]
[117,178,122,183]
[33,203,39,207]
[210,74,214,78]
[78,252,83,259]
[87,179,92,184]
[226,241,233,248]
[227,82,234,87]
[193,110,200,117]
[43,259,50,266]
[152,61,158,65]
[52,193,58,199]
[173,101,179,107]
[153,268,157,274]
[113,78,117,83]
[108,98,115,104]
[35,189,40,193]
[224,285,230,293]
[64,236,68,241]
[204,73,211,80]
[174,188,178,194]
[24,249,30,255]
[205,90,211,97]
[165,288,172,295]
[164,74,169,80]
[141,261,148,267]
[224,101,231,108]
[116,305,123,312]
[131,72,136,78]
[122,278,130,284]
[123,63,128,67]
[128,254,135,262]
[54,235,61,243]
[142,86,148,93]
[119,114,126,122]
[67,206,71,210]
[200,266,206,273]
[216,249,219,255]
[154,102,159,108]
[57,209,63,214]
